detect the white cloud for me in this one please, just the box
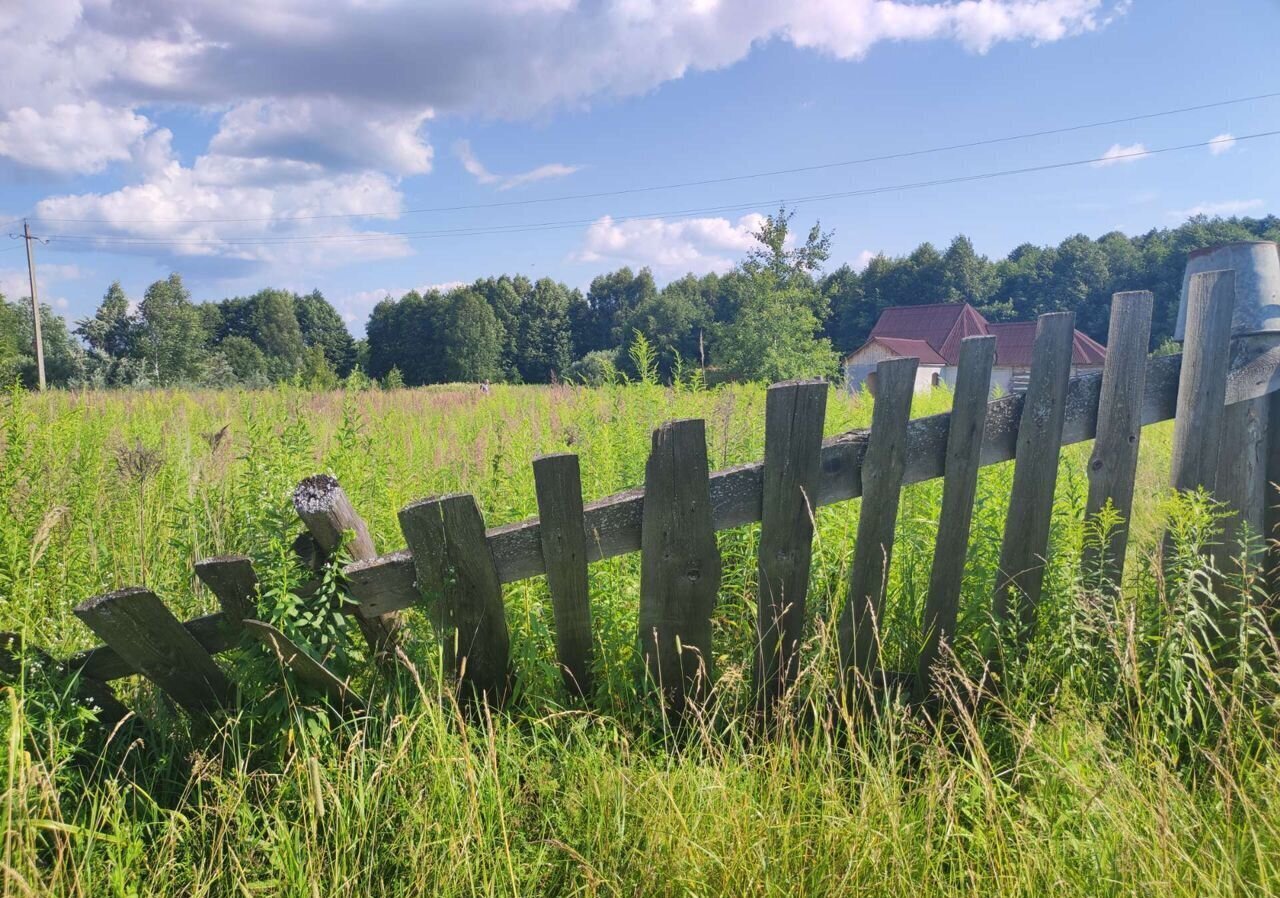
[576,213,766,274]
[0,265,76,310]
[853,250,878,272]
[34,152,413,267]
[1208,133,1236,156]
[0,102,153,174]
[454,140,579,190]
[210,98,435,175]
[1,1,1123,177]
[1091,142,1147,168]
[1171,198,1264,219]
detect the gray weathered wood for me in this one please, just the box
[1214,395,1268,569]
[754,379,828,709]
[194,555,258,628]
[398,494,510,703]
[533,453,594,698]
[293,474,402,659]
[242,619,364,713]
[1267,390,1280,593]
[0,632,131,728]
[73,588,232,715]
[915,336,995,697]
[1169,270,1237,493]
[638,418,721,714]
[838,357,918,680]
[345,353,1203,618]
[1082,292,1154,588]
[992,312,1076,643]
[68,611,233,682]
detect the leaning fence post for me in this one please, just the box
[991,312,1075,648]
[638,418,721,717]
[74,588,232,715]
[1082,292,1154,590]
[916,336,995,699]
[399,494,511,704]
[755,379,828,712]
[838,356,917,686]
[293,475,402,662]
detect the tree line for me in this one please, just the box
[2,210,1277,391]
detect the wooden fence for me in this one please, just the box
[7,267,1280,727]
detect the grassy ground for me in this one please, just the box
[2,381,1278,896]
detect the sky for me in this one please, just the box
[1,0,1278,338]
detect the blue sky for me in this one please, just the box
[1,0,1278,337]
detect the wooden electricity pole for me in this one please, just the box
[22,221,46,390]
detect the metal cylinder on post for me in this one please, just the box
[1173,241,1280,573]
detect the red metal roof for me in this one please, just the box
[846,302,1108,368]
[986,322,1108,367]
[868,337,947,365]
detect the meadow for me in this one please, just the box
[2,380,1279,897]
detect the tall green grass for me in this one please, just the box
[2,381,1278,896]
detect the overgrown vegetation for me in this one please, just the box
[3,379,1279,895]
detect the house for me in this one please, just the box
[843,302,1105,395]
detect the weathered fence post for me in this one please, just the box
[916,336,995,699]
[74,588,232,715]
[533,453,594,698]
[992,312,1075,647]
[839,356,917,685]
[242,619,364,713]
[638,418,721,716]
[194,555,259,630]
[293,474,402,662]
[1082,291,1154,590]
[399,494,511,704]
[1168,271,1236,496]
[755,379,827,711]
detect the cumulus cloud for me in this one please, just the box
[1171,198,1264,219]
[0,102,153,174]
[454,140,579,190]
[1091,142,1147,167]
[34,152,413,267]
[1208,133,1236,156]
[576,213,766,274]
[2,1,1123,176]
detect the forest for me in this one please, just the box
[2,209,1278,391]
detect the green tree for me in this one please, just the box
[295,290,357,375]
[517,278,574,382]
[714,272,837,382]
[76,282,137,359]
[219,335,269,384]
[136,274,207,385]
[744,205,832,288]
[577,267,658,356]
[438,289,502,382]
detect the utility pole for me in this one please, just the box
[22,221,46,390]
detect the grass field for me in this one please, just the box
[3,381,1279,897]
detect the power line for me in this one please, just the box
[38,129,1280,251]
[25,89,1280,227]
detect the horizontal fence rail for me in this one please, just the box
[11,270,1280,731]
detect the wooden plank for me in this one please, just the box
[915,336,995,698]
[532,453,594,698]
[73,588,232,715]
[0,632,131,728]
[1266,390,1280,594]
[1082,292,1154,589]
[345,353,1201,617]
[838,357,918,681]
[69,611,233,682]
[754,379,828,710]
[242,619,364,713]
[194,555,258,628]
[1169,270,1236,493]
[293,474,402,660]
[399,494,511,703]
[1214,395,1268,569]
[992,312,1076,643]
[638,418,721,714]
